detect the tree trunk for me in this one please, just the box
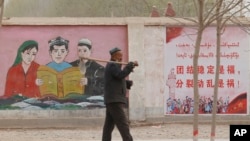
[193,1,204,141]
[193,29,203,141]
[211,1,223,141]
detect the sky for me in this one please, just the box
[2,0,250,17]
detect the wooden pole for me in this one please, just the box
[82,57,129,65]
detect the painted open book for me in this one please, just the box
[37,66,84,98]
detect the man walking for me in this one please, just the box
[102,47,138,141]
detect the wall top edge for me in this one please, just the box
[1,17,250,26]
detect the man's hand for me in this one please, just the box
[132,61,139,66]
[126,80,133,89]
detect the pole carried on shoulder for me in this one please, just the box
[81,57,138,66]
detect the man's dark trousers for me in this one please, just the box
[102,103,133,141]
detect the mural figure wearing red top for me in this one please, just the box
[4,40,41,98]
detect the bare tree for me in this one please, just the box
[189,0,250,141]
[211,0,250,141]
[211,1,224,141]
[192,1,205,140]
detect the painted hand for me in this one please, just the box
[80,77,88,86]
[35,78,44,86]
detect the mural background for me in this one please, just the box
[0,25,128,110]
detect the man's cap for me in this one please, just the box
[78,38,92,49]
[109,47,121,55]
[48,36,69,46]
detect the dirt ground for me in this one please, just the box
[0,123,229,141]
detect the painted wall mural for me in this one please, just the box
[0,25,128,110]
[165,26,249,114]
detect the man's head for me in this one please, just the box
[48,36,69,64]
[109,47,122,62]
[77,38,92,59]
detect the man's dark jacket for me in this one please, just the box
[104,62,134,104]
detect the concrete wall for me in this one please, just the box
[1,17,250,128]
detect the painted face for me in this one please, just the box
[77,45,91,58]
[50,45,68,63]
[21,47,38,65]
